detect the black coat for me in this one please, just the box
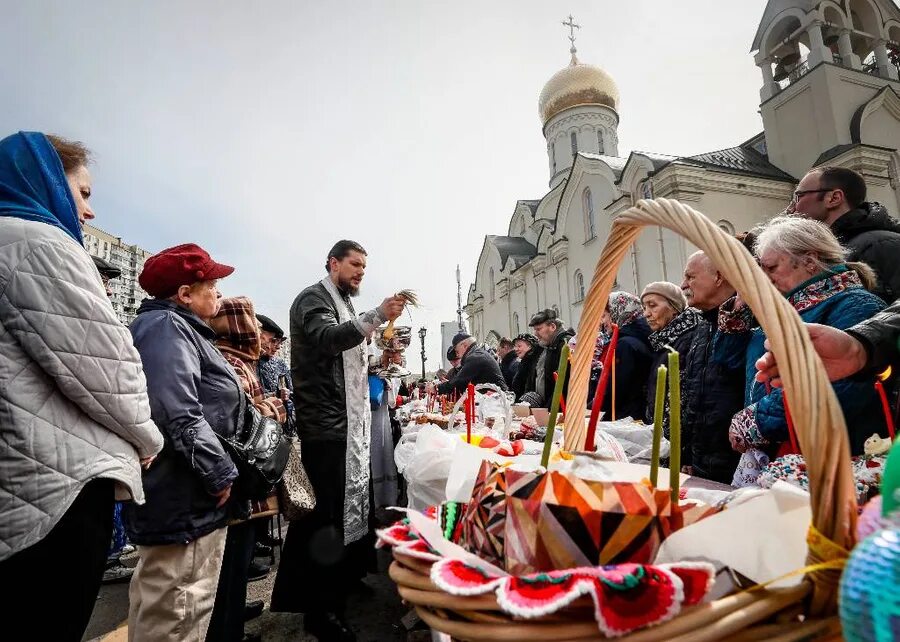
[600,317,653,422]
[848,297,900,374]
[437,343,508,395]
[537,327,576,405]
[500,351,519,388]
[832,202,900,303]
[125,299,241,545]
[290,282,366,443]
[682,307,743,483]
[645,313,706,455]
[512,346,543,401]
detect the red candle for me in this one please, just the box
[466,383,475,444]
[585,324,619,452]
[875,380,896,440]
[765,381,800,455]
[553,372,567,414]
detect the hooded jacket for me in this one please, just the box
[831,202,900,303]
[124,299,241,545]
[0,132,163,561]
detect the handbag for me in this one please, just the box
[219,393,292,501]
[278,438,316,520]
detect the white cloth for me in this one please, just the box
[320,276,371,544]
[0,219,164,561]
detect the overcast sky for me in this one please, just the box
[1,0,770,365]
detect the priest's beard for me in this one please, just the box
[338,276,361,297]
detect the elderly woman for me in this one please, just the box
[716,216,887,486]
[125,244,241,642]
[511,333,542,401]
[590,292,654,421]
[207,296,286,642]
[641,282,705,452]
[0,132,163,640]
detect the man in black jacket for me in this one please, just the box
[521,310,575,407]
[270,240,405,642]
[680,251,743,483]
[790,166,900,302]
[497,337,519,389]
[435,333,508,395]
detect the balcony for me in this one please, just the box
[776,59,809,91]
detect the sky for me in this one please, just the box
[1,0,771,366]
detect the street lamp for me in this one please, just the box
[418,326,427,381]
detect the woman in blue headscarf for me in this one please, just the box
[0,132,163,640]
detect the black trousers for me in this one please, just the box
[269,441,373,615]
[206,520,256,642]
[0,478,114,642]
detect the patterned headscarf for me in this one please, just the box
[607,291,643,328]
[210,296,261,362]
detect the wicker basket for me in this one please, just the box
[389,199,858,640]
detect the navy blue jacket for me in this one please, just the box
[124,299,241,545]
[601,317,653,422]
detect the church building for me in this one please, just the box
[466,0,900,345]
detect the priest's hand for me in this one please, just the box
[380,295,406,321]
[754,323,867,387]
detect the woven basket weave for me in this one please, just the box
[389,199,857,640]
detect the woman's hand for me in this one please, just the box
[212,483,232,508]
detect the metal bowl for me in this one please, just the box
[375,325,412,351]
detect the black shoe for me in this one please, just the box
[253,543,273,558]
[244,599,264,622]
[304,612,355,642]
[247,560,270,582]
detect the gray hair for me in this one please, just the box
[755,215,876,290]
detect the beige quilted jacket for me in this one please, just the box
[0,218,163,561]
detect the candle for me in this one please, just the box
[541,345,570,468]
[875,380,897,441]
[650,364,667,488]
[466,383,475,444]
[668,350,681,502]
[585,324,619,452]
[553,372,567,414]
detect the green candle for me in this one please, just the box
[668,349,681,502]
[540,344,570,468]
[650,364,667,488]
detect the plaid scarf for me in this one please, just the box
[210,296,261,362]
[649,307,703,352]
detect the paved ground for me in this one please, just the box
[84,524,424,642]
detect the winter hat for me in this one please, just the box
[446,345,459,362]
[139,243,234,298]
[641,281,687,314]
[451,332,472,348]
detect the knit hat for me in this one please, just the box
[641,281,687,314]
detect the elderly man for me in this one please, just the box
[680,251,744,483]
[435,333,507,396]
[520,309,575,408]
[790,166,900,302]
[269,240,405,642]
[256,313,293,425]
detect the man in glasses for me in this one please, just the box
[789,165,900,303]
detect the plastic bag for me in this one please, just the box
[598,418,669,464]
[403,425,458,511]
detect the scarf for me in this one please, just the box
[0,131,83,244]
[648,307,703,352]
[321,276,371,545]
[786,266,862,314]
[608,291,643,327]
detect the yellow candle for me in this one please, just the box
[650,364,667,488]
[668,350,681,502]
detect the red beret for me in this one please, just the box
[139,243,234,298]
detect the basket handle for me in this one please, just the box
[563,198,857,615]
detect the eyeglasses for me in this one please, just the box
[791,188,833,203]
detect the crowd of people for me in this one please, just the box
[1,130,900,642]
[431,166,899,487]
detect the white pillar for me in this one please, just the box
[758,58,779,101]
[838,29,861,69]
[874,40,900,80]
[806,20,833,67]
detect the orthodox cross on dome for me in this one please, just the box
[562,14,580,62]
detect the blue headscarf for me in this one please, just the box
[0,131,83,244]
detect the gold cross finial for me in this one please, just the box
[562,14,580,57]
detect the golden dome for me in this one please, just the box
[538,53,619,124]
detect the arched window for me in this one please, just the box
[570,131,578,156]
[597,130,605,154]
[583,187,596,240]
[513,312,520,334]
[489,267,495,301]
[574,270,585,302]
